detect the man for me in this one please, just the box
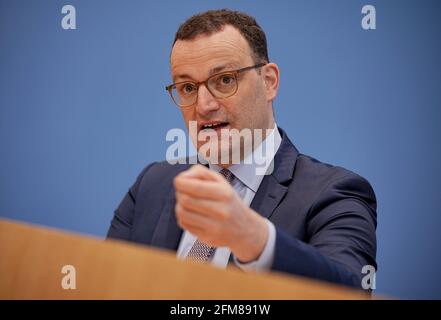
[107,9,377,290]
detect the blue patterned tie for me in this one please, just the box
[186,169,235,262]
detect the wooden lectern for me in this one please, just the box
[0,218,369,299]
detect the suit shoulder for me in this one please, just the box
[296,153,369,183]
[295,154,375,197]
[295,153,376,209]
[137,159,191,185]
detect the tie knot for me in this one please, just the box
[219,169,235,185]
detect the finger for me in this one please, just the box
[176,192,228,220]
[175,202,218,231]
[180,164,225,183]
[174,176,232,201]
[179,221,206,237]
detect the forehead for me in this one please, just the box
[170,25,254,81]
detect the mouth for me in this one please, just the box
[199,121,230,132]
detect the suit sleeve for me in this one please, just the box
[272,173,377,289]
[106,162,156,241]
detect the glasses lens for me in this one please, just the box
[208,73,237,98]
[171,82,197,107]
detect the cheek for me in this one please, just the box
[180,109,201,148]
[227,84,260,125]
[181,109,196,126]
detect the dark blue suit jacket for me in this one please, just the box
[107,128,377,289]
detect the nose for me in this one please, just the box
[195,84,220,116]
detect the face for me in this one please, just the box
[170,25,279,166]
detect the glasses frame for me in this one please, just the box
[165,62,267,108]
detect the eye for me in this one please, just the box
[179,83,196,95]
[220,75,234,85]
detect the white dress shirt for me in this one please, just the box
[176,124,282,272]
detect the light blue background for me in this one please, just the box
[1,0,440,299]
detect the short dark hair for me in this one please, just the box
[173,9,269,63]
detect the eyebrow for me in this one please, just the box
[173,62,239,83]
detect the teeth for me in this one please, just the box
[203,122,222,128]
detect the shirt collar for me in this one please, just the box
[208,124,282,192]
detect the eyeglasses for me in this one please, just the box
[165,63,266,108]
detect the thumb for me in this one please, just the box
[180,164,221,182]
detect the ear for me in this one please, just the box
[262,63,280,102]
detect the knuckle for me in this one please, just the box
[221,188,234,201]
[176,203,188,217]
[180,193,190,207]
[175,203,182,216]
[173,177,182,189]
[218,208,229,220]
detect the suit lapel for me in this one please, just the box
[250,175,288,219]
[149,158,206,251]
[150,187,183,250]
[250,128,299,219]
